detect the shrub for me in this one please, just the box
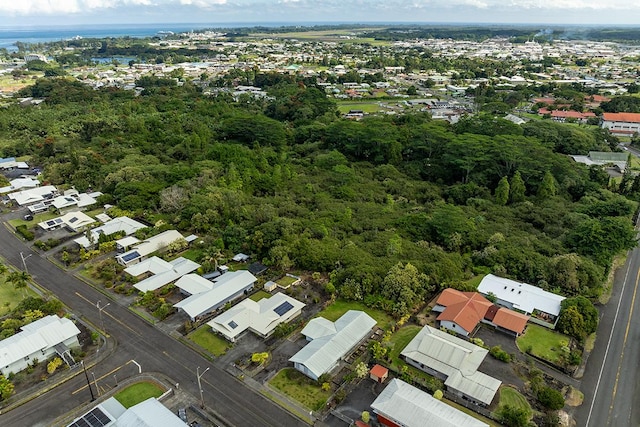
[433,389,443,400]
[537,386,565,410]
[16,225,34,241]
[490,345,512,362]
[498,404,530,427]
[361,411,370,423]
[47,357,63,374]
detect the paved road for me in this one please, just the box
[0,224,305,426]
[578,241,640,427]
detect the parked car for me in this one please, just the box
[177,408,188,423]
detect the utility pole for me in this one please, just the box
[196,366,210,409]
[96,300,110,336]
[81,361,95,401]
[20,251,32,274]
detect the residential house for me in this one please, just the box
[477,274,566,327]
[601,112,640,135]
[174,270,257,321]
[370,379,489,427]
[50,189,101,213]
[116,230,186,266]
[38,211,96,233]
[570,151,629,173]
[433,288,529,336]
[67,397,186,427]
[0,177,40,194]
[8,185,57,206]
[208,292,305,342]
[73,216,147,249]
[0,157,29,170]
[0,315,81,376]
[401,325,501,407]
[289,310,376,381]
[127,256,201,293]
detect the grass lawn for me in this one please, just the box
[465,274,486,290]
[316,299,395,330]
[179,247,204,263]
[445,398,501,427]
[276,276,298,287]
[188,325,230,356]
[0,276,36,316]
[114,381,164,408]
[9,211,59,229]
[268,368,331,411]
[336,102,382,114]
[250,290,271,302]
[496,386,532,415]
[388,325,422,367]
[516,324,570,365]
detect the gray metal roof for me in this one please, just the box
[289,310,376,379]
[401,325,500,406]
[371,379,489,427]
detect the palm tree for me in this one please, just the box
[6,271,31,297]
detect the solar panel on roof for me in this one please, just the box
[55,218,63,223]
[68,407,111,427]
[274,301,294,316]
[121,251,140,262]
[46,220,56,226]
[69,217,78,223]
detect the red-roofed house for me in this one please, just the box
[538,108,595,123]
[602,112,640,135]
[433,289,530,337]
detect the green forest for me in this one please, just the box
[3,75,637,320]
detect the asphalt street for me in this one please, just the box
[0,223,305,426]
[578,241,640,426]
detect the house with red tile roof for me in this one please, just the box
[602,112,640,135]
[433,288,529,337]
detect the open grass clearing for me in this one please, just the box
[516,324,569,365]
[316,299,395,330]
[114,381,164,408]
[0,274,37,316]
[388,325,422,367]
[337,102,382,113]
[188,325,230,356]
[250,290,271,302]
[268,368,331,411]
[276,275,298,287]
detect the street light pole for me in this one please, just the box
[91,371,100,396]
[81,361,95,401]
[196,366,210,409]
[96,300,110,336]
[19,252,32,274]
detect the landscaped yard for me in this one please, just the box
[517,324,570,365]
[388,325,422,367]
[188,325,231,356]
[250,290,271,301]
[114,381,164,408]
[495,386,532,417]
[268,368,331,411]
[275,275,298,288]
[9,211,59,229]
[0,271,38,316]
[316,299,395,330]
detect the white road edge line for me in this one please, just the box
[585,248,635,426]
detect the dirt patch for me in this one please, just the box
[564,385,584,407]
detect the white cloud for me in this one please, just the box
[0,0,153,15]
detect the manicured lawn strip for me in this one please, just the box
[0,276,28,316]
[250,290,271,301]
[268,368,331,411]
[178,248,204,263]
[497,386,531,411]
[9,211,60,229]
[388,325,422,366]
[516,324,569,365]
[276,276,297,287]
[114,381,164,408]
[336,102,383,113]
[316,299,394,329]
[188,326,230,356]
[466,274,486,290]
[444,398,501,427]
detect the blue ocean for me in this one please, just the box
[0,22,298,51]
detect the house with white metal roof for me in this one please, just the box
[8,185,57,206]
[67,397,186,427]
[477,274,565,327]
[0,177,40,194]
[51,189,101,213]
[208,293,305,342]
[371,379,489,427]
[74,216,147,249]
[38,211,96,232]
[116,230,186,266]
[289,310,376,381]
[401,325,501,407]
[127,256,200,293]
[0,315,81,376]
[174,270,257,321]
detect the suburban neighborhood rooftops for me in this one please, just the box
[477,274,565,317]
[602,112,640,123]
[401,325,500,406]
[175,273,215,295]
[8,185,57,206]
[370,379,489,427]
[289,310,376,380]
[208,292,305,341]
[130,256,201,292]
[74,217,147,248]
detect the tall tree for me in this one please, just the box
[509,171,526,203]
[537,171,558,199]
[495,176,510,206]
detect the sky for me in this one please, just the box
[2,0,640,27]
